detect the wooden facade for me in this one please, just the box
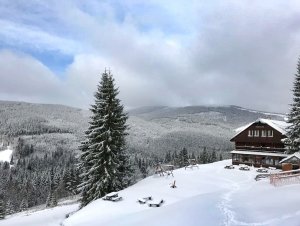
[230,119,289,168]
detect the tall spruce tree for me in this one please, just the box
[285,58,300,153]
[78,70,131,207]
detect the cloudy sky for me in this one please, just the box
[0,0,299,113]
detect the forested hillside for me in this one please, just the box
[0,101,285,157]
[127,105,285,156]
[0,101,285,212]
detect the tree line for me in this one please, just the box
[0,139,80,219]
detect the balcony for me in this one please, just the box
[235,146,286,153]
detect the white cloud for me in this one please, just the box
[0,50,69,104]
[0,19,81,55]
[0,0,299,113]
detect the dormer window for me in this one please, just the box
[267,130,273,137]
[254,130,259,137]
[248,130,253,137]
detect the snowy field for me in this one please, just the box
[0,146,12,162]
[64,160,300,226]
[2,160,300,226]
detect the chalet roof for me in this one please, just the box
[279,152,300,164]
[231,150,288,158]
[231,118,290,141]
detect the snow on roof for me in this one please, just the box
[232,118,290,140]
[231,150,289,157]
[279,152,300,163]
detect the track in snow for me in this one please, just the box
[217,169,270,226]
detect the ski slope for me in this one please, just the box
[1,160,300,226]
[0,146,13,162]
[63,160,300,226]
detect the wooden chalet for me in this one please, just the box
[230,118,290,168]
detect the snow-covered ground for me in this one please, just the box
[63,160,300,226]
[0,200,79,226]
[0,146,13,162]
[2,160,300,226]
[0,202,79,226]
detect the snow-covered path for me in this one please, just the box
[217,166,254,226]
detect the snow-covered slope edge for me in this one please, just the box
[63,160,300,226]
[0,200,79,226]
[0,146,13,162]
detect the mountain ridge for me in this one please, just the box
[0,100,285,157]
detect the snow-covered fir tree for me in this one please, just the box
[19,198,28,212]
[200,147,209,164]
[140,159,148,178]
[209,150,217,163]
[219,153,223,161]
[164,151,171,163]
[285,58,300,153]
[65,168,79,195]
[46,172,58,208]
[179,148,189,167]
[0,194,5,220]
[78,70,132,207]
[5,200,14,215]
[46,187,57,208]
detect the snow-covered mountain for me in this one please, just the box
[127,105,285,156]
[0,101,285,157]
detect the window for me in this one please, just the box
[261,130,267,137]
[267,130,273,137]
[233,154,239,161]
[254,130,259,137]
[242,156,249,162]
[248,130,253,137]
[265,157,272,165]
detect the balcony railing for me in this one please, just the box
[235,146,286,153]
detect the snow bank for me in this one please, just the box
[63,160,300,226]
[0,146,13,162]
[0,204,79,226]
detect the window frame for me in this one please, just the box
[267,130,273,137]
[254,130,260,137]
[248,130,253,137]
